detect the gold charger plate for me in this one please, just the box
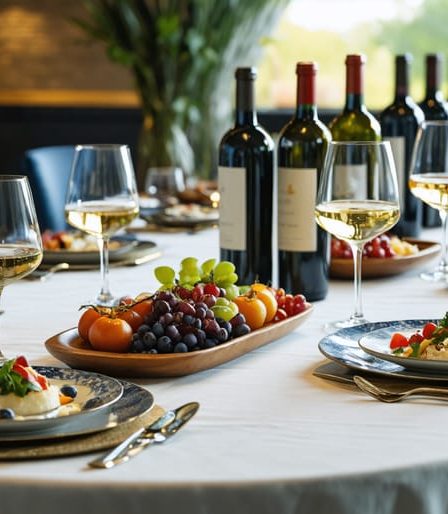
[330,239,441,279]
[45,306,313,378]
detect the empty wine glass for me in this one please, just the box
[315,141,400,330]
[409,120,448,281]
[145,166,185,208]
[65,145,139,305]
[0,176,42,311]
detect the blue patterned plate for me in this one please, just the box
[317,319,448,382]
[0,367,123,434]
[359,320,448,372]
[0,380,153,442]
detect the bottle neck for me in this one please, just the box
[395,58,409,100]
[426,58,442,99]
[295,71,317,120]
[345,62,365,111]
[235,79,257,126]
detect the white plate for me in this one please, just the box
[358,320,448,372]
[0,380,153,442]
[0,367,123,435]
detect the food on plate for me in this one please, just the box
[162,204,218,221]
[42,230,122,252]
[389,314,448,360]
[76,258,310,354]
[331,234,419,259]
[0,356,76,418]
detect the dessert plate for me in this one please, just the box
[358,320,448,372]
[0,380,153,442]
[317,319,448,382]
[45,306,313,378]
[330,239,440,279]
[0,367,123,435]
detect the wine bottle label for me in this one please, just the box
[333,165,368,199]
[278,167,317,252]
[218,166,246,250]
[384,136,405,208]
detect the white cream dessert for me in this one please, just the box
[0,356,62,417]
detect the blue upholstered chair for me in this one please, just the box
[23,146,75,231]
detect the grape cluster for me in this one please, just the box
[130,291,251,354]
[331,235,395,259]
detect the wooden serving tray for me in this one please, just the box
[45,306,313,378]
[330,239,440,279]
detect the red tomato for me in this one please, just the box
[389,332,409,349]
[233,296,267,330]
[422,322,437,339]
[88,317,133,353]
[78,308,102,342]
[273,308,288,322]
[117,309,143,332]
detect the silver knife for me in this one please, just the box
[88,402,199,469]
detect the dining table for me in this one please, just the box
[0,224,447,514]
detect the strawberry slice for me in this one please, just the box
[11,363,42,390]
[389,332,409,349]
[14,355,29,367]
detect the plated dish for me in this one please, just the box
[358,319,448,372]
[0,379,153,442]
[45,306,313,378]
[318,319,448,382]
[0,366,123,435]
[330,239,440,279]
[150,204,219,227]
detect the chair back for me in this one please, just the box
[23,145,75,231]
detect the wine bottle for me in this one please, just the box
[277,62,331,301]
[218,67,275,285]
[329,54,381,200]
[419,54,448,227]
[380,54,424,237]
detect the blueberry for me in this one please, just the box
[137,324,151,336]
[202,338,217,349]
[149,348,158,354]
[183,333,198,349]
[218,320,232,334]
[193,318,202,330]
[152,322,165,338]
[131,339,145,353]
[232,323,251,337]
[156,336,173,353]
[143,331,157,348]
[165,325,181,342]
[0,408,15,420]
[183,315,195,326]
[217,328,229,343]
[196,329,206,345]
[174,342,188,353]
[60,385,78,398]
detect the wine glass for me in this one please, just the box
[145,166,186,208]
[0,176,43,311]
[315,141,400,330]
[65,145,139,306]
[409,120,448,281]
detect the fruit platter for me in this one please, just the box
[45,258,312,377]
[330,234,440,279]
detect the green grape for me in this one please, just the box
[215,272,238,287]
[211,305,235,322]
[179,270,201,286]
[154,266,176,285]
[228,301,238,317]
[180,257,199,272]
[201,258,216,276]
[214,261,235,276]
[239,285,251,295]
[215,297,230,307]
[224,284,239,300]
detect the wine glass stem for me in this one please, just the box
[439,210,448,272]
[351,243,364,321]
[97,236,111,301]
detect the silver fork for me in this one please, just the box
[354,375,448,403]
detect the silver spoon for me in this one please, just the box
[354,375,448,403]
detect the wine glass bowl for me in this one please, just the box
[0,176,43,307]
[65,145,139,305]
[409,121,448,281]
[315,141,400,329]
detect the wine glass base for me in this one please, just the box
[324,316,369,333]
[419,269,448,282]
[95,291,117,307]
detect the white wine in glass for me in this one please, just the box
[65,145,139,305]
[409,121,448,281]
[0,176,43,310]
[315,141,400,329]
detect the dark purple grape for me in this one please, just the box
[192,318,202,330]
[177,302,196,316]
[217,320,232,334]
[154,300,170,315]
[203,294,217,308]
[205,309,215,319]
[219,288,226,297]
[165,325,181,342]
[168,297,178,309]
[137,324,150,336]
[183,333,198,349]
[173,311,184,324]
[195,307,206,319]
[132,333,140,342]
[183,315,195,326]
[196,329,206,345]
[204,338,217,349]
[216,328,229,343]
[130,339,144,353]
[232,323,251,337]
[195,302,208,311]
[157,291,174,302]
[144,311,158,325]
[152,322,164,338]
[143,332,157,349]
[230,313,246,326]
[156,336,173,353]
[174,342,189,353]
[159,312,174,326]
[204,319,220,336]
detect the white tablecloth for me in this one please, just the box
[0,227,447,514]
